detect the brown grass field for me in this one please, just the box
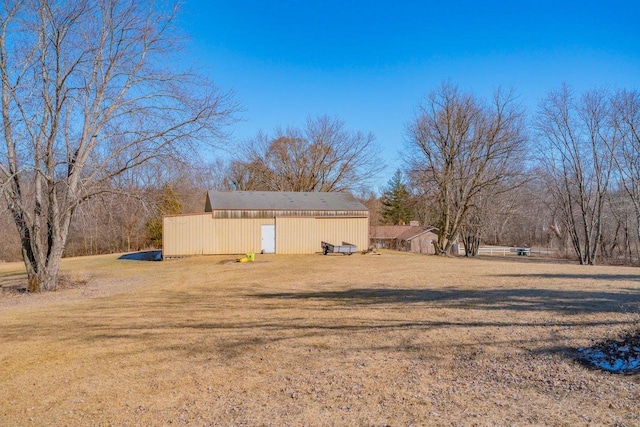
[1,251,639,426]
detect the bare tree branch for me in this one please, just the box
[225,115,381,193]
[0,0,237,291]
[535,85,617,265]
[405,82,527,255]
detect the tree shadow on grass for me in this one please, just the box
[3,283,639,365]
[0,270,27,281]
[0,270,27,290]
[250,286,640,315]
[496,273,640,282]
[0,300,636,381]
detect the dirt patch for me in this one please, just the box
[0,252,639,426]
[0,254,152,310]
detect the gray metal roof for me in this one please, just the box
[206,191,368,212]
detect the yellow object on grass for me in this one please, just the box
[236,253,255,263]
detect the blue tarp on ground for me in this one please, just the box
[118,251,162,261]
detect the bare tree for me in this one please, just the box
[61,158,226,257]
[358,190,383,226]
[600,188,638,264]
[406,83,527,255]
[223,159,266,191]
[481,183,530,246]
[611,89,640,250]
[65,189,148,256]
[227,116,381,192]
[0,0,236,291]
[536,85,616,265]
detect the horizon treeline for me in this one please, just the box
[2,83,639,265]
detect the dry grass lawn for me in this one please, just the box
[1,251,639,426]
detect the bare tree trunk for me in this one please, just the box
[1,0,235,291]
[462,233,480,257]
[537,86,615,266]
[406,83,527,258]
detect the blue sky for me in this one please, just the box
[179,0,640,190]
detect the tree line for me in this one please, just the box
[379,83,640,265]
[1,0,639,292]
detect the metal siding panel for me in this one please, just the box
[202,214,217,254]
[189,215,199,254]
[163,214,212,256]
[163,215,278,256]
[276,217,317,254]
[209,218,275,254]
[229,219,247,253]
[194,215,205,255]
[216,219,228,254]
[162,216,172,256]
[316,217,369,252]
[162,216,171,255]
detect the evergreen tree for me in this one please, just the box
[380,170,414,225]
[146,185,183,247]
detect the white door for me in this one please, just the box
[261,225,275,253]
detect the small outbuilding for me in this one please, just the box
[370,225,438,255]
[163,191,369,257]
